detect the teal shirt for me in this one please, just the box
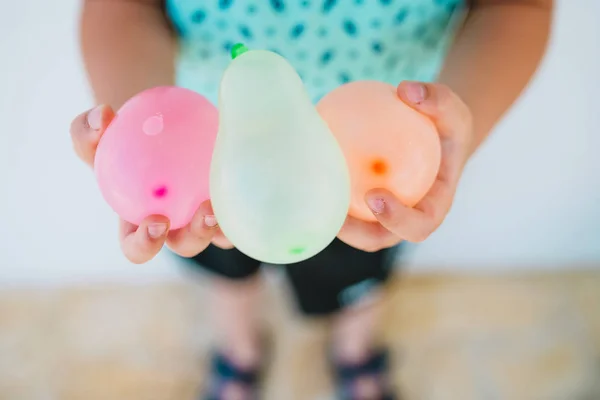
[166,0,466,104]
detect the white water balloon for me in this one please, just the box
[210,44,351,264]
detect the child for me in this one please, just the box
[70,0,552,398]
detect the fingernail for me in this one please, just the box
[204,215,218,228]
[147,223,168,238]
[367,198,385,215]
[87,106,104,130]
[404,82,426,104]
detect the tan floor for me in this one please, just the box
[1,269,600,400]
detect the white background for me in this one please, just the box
[0,0,598,286]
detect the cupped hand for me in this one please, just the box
[337,81,474,252]
[70,105,232,264]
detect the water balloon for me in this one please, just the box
[95,86,218,229]
[210,44,351,264]
[317,80,441,222]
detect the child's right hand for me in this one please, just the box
[70,105,232,264]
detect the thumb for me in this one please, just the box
[70,105,115,167]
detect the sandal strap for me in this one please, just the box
[203,352,260,400]
[213,353,259,385]
[334,349,389,381]
[332,348,397,400]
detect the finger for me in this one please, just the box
[211,231,234,250]
[396,81,472,144]
[70,105,114,167]
[337,215,400,252]
[398,81,470,197]
[365,184,454,243]
[166,200,218,257]
[119,215,169,264]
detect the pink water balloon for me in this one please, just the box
[94,86,218,230]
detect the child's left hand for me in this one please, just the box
[337,81,474,252]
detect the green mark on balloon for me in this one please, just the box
[289,247,306,255]
[231,43,249,59]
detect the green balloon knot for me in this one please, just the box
[231,43,249,59]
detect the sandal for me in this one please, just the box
[331,348,397,400]
[202,351,262,400]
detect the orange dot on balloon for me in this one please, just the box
[371,159,388,176]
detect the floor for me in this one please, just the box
[1,268,599,400]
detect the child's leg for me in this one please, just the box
[331,289,384,363]
[185,245,264,399]
[331,291,388,399]
[285,239,400,399]
[209,273,263,367]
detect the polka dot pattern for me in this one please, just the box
[166,0,465,104]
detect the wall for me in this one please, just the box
[407,0,600,271]
[0,0,598,286]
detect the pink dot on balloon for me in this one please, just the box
[153,186,168,198]
[143,114,164,136]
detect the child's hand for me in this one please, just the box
[337,81,473,252]
[70,106,232,264]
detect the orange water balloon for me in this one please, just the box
[317,81,441,222]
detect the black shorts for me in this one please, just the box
[180,239,402,316]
